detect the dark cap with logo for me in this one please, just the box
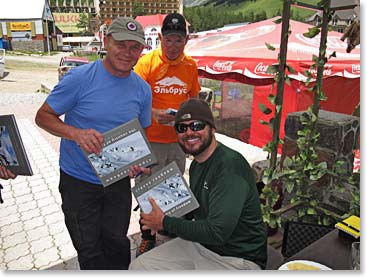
[175,98,216,128]
[107,17,145,45]
[161,12,187,37]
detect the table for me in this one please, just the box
[283,229,355,270]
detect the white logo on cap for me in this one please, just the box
[127,22,137,31]
[172,18,179,24]
[181,114,191,120]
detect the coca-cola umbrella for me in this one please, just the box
[185,17,360,86]
[185,17,360,149]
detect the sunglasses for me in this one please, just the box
[175,121,207,133]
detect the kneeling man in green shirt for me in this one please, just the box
[129,98,267,270]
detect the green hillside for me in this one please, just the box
[184,0,320,32]
[235,0,319,19]
[237,0,291,18]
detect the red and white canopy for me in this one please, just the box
[185,17,360,85]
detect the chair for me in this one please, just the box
[266,245,284,270]
[281,221,334,259]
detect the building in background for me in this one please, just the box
[50,0,98,36]
[136,14,165,53]
[49,0,96,13]
[0,0,184,53]
[135,13,188,53]
[98,0,182,25]
[0,0,55,52]
[306,0,359,33]
[49,0,183,31]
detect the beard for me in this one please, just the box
[178,129,214,156]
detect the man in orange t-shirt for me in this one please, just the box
[134,12,200,256]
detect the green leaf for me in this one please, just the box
[285,182,294,193]
[274,74,280,83]
[273,18,282,24]
[268,94,276,105]
[283,156,292,167]
[312,55,319,63]
[329,51,336,59]
[266,64,279,74]
[259,119,269,126]
[303,27,320,38]
[318,57,326,67]
[285,76,291,86]
[265,42,276,51]
[304,71,313,78]
[319,162,328,169]
[310,200,317,207]
[269,118,274,132]
[275,105,281,114]
[286,65,297,74]
[319,91,328,101]
[259,103,272,114]
[310,112,317,122]
[300,152,307,160]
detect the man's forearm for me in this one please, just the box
[35,103,77,141]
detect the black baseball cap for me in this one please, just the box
[161,12,187,37]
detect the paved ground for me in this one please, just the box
[0,92,144,270]
[0,54,188,270]
[0,54,283,271]
[0,115,125,271]
[0,97,282,270]
[0,91,189,270]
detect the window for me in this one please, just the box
[316,16,322,26]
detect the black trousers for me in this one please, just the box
[59,170,132,270]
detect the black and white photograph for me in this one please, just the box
[0,114,33,176]
[0,125,19,166]
[88,131,151,176]
[84,118,157,187]
[133,162,199,218]
[137,172,191,214]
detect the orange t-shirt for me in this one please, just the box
[134,49,200,143]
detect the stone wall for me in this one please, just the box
[282,110,360,214]
[11,40,46,52]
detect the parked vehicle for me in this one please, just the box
[61,45,72,52]
[58,56,89,80]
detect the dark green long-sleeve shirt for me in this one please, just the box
[163,142,267,269]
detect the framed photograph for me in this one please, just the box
[84,118,157,187]
[132,161,200,218]
[0,114,33,176]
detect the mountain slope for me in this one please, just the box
[184,0,211,7]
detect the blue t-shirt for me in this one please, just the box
[46,60,152,184]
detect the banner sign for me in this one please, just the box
[10,22,31,31]
[54,13,82,33]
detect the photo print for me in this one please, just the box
[133,162,199,218]
[84,118,157,187]
[0,114,33,176]
[137,172,191,214]
[0,125,19,166]
[88,131,150,177]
